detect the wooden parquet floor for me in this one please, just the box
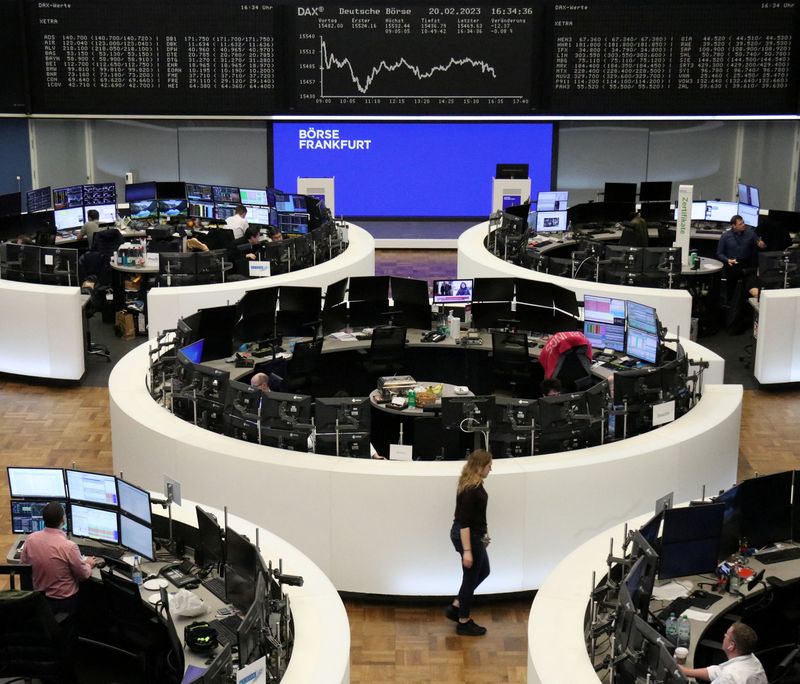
[2,242,800,682]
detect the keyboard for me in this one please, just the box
[754,547,800,564]
[210,614,242,647]
[203,576,226,601]
[656,591,722,620]
[78,544,126,560]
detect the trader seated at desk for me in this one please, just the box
[77,209,102,248]
[717,214,765,333]
[224,204,249,240]
[679,622,767,684]
[19,501,98,619]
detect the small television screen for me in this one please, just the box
[158,199,188,218]
[69,503,119,544]
[11,499,69,534]
[495,163,529,180]
[240,188,268,206]
[737,203,759,228]
[54,207,85,232]
[433,279,473,305]
[85,204,117,223]
[186,183,214,202]
[0,192,21,218]
[212,185,241,204]
[535,210,568,233]
[26,186,52,212]
[125,182,157,203]
[583,295,625,325]
[705,200,738,223]
[215,203,237,221]
[627,300,658,335]
[66,470,118,507]
[82,182,116,206]
[120,513,154,560]
[129,200,158,220]
[625,327,659,365]
[8,466,66,498]
[536,191,568,211]
[118,479,151,524]
[738,183,760,208]
[53,185,84,210]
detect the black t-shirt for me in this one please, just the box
[453,483,488,536]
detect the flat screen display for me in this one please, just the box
[188,201,215,219]
[11,499,69,534]
[705,200,738,223]
[118,480,151,524]
[8,466,66,498]
[158,199,188,218]
[66,470,118,506]
[54,207,85,231]
[535,210,568,233]
[738,203,759,228]
[129,200,158,220]
[86,204,117,223]
[240,188,268,206]
[246,206,276,226]
[120,513,154,560]
[215,203,237,221]
[625,327,659,365]
[69,503,119,544]
[583,295,625,325]
[738,183,760,208]
[627,301,658,335]
[212,185,240,204]
[433,279,473,305]
[673,201,707,222]
[583,321,625,353]
[53,185,84,210]
[186,183,213,202]
[274,123,554,217]
[26,187,52,212]
[536,191,568,211]
[125,182,157,203]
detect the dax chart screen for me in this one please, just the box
[291,3,543,113]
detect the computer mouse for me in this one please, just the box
[95,559,106,569]
[184,580,200,589]
[693,589,707,599]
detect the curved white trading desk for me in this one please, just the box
[457,223,694,338]
[111,342,740,596]
[0,279,85,380]
[146,223,375,342]
[753,287,800,384]
[161,497,350,684]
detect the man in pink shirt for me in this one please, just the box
[20,501,98,617]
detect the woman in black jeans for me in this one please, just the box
[446,449,492,636]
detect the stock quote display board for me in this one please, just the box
[290,3,542,113]
[547,1,800,115]
[0,0,28,113]
[25,0,278,115]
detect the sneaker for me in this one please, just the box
[456,619,487,636]
[445,604,459,622]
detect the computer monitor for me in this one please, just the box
[535,210,568,233]
[537,391,590,453]
[117,479,151,524]
[0,192,21,218]
[11,499,69,534]
[432,279,473,305]
[178,339,205,365]
[66,470,118,507]
[129,200,158,220]
[262,427,311,452]
[495,163,529,179]
[624,552,658,619]
[198,642,233,683]
[627,300,658,335]
[324,278,348,310]
[86,204,117,224]
[214,203,237,221]
[639,181,672,203]
[53,185,84,210]
[39,247,78,285]
[225,526,258,612]
[705,200,738,223]
[625,328,659,365]
[8,466,66,498]
[314,431,371,458]
[69,503,120,544]
[583,295,625,325]
[240,188,268,206]
[120,513,154,560]
[186,183,213,202]
[583,321,625,353]
[636,510,663,549]
[349,275,390,302]
[470,302,514,330]
[54,207,85,232]
[234,291,278,346]
[195,506,225,568]
[673,201,708,222]
[261,392,313,429]
[188,201,215,220]
[315,396,371,432]
[82,182,116,206]
[472,277,514,303]
[738,471,793,548]
[125,182,157,202]
[758,250,800,289]
[158,199,188,219]
[738,183,760,208]
[604,182,637,205]
[246,205,276,226]
[389,276,428,307]
[536,190,568,212]
[737,202,759,228]
[237,570,266,666]
[643,247,682,277]
[440,396,496,457]
[278,212,310,235]
[273,192,293,212]
[26,186,51,212]
[192,364,230,405]
[195,304,237,360]
[212,185,240,204]
[658,504,725,580]
[612,366,664,437]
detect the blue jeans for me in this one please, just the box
[450,522,490,620]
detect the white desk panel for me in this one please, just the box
[111,343,740,597]
[754,288,800,384]
[147,223,375,341]
[0,280,85,380]
[458,222,694,338]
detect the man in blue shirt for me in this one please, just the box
[717,214,765,332]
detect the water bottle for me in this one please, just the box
[407,389,416,408]
[677,615,691,649]
[132,555,143,586]
[665,612,678,645]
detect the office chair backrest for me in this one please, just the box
[554,347,593,392]
[289,337,324,375]
[101,567,150,619]
[492,331,529,369]
[92,228,123,254]
[370,325,407,361]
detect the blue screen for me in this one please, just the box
[273,123,554,217]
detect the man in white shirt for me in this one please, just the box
[679,622,767,684]
[225,204,249,240]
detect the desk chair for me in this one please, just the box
[99,569,166,679]
[81,284,112,362]
[491,331,533,396]
[553,347,593,393]
[156,586,185,683]
[0,590,76,683]
[286,337,324,393]
[362,325,407,378]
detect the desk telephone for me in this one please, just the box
[160,560,199,588]
[422,330,446,343]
